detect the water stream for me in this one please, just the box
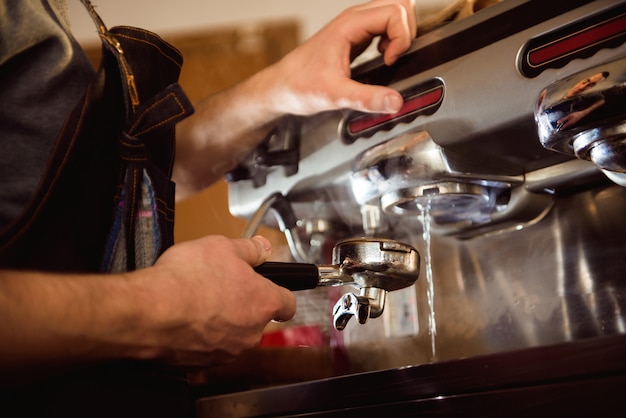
[419,201,437,361]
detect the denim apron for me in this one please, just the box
[0,2,195,416]
[0,0,193,273]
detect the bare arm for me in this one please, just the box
[0,235,295,384]
[173,0,417,199]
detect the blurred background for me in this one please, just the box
[68,0,450,43]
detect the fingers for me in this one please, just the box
[366,6,414,65]
[250,0,417,117]
[339,78,404,113]
[347,0,417,65]
[146,234,297,367]
[272,285,297,322]
[229,235,297,321]
[247,237,297,321]
[229,235,273,267]
[352,0,417,37]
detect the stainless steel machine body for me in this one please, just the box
[227,0,626,367]
[196,1,626,415]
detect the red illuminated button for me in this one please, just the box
[342,80,444,143]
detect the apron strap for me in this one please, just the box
[0,1,194,272]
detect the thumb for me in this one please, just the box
[339,80,404,114]
[232,235,273,267]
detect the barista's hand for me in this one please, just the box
[145,235,296,366]
[0,236,295,382]
[174,0,417,198]
[256,0,417,115]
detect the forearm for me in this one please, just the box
[0,269,158,382]
[0,235,295,386]
[173,65,283,200]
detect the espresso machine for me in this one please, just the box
[197,0,626,415]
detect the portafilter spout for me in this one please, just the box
[254,237,420,331]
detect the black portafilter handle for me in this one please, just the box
[254,262,320,291]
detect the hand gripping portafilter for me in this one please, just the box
[242,194,420,330]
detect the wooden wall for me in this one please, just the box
[170,22,298,246]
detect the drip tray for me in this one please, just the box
[195,335,626,417]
